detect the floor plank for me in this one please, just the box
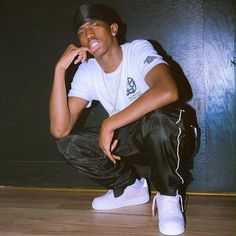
[0,189,235,236]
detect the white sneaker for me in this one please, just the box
[152,193,185,235]
[92,178,150,210]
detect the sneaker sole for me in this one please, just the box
[159,227,185,236]
[92,192,150,210]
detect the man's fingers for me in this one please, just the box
[111,139,118,151]
[74,55,83,64]
[74,50,88,64]
[102,149,121,164]
[113,154,121,160]
[101,143,121,164]
[68,45,89,63]
[103,149,116,164]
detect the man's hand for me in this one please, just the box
[99,118,121,164]
[56,44,90,71]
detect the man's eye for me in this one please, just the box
[92,22,99,28]
[78,30,85,37]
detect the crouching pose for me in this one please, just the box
[50,4,191,235]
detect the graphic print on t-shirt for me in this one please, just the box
[143,56,158,65]
[126,77,141,102]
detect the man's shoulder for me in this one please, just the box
[78,57,98,72]
[122,39,152,53]
[73,58,99,81]
[122,39,150,47]
[84,57,97,67]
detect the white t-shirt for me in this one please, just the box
[68,39,167,116]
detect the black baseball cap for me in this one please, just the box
[73,4,122,32]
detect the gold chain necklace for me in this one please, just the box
[101,61,123,116]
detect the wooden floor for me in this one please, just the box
[0,188,235,236]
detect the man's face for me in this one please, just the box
[77,19,115,57]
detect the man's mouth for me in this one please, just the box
[89,39,100,53]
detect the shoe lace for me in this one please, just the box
[152,193,184,216]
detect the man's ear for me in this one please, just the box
[110,23,118,36]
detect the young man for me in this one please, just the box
[50,4,187,235]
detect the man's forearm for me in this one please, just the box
[104,84,178,132]
[49,66,72,138]
[104,64,179,131]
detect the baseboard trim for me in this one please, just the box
[0,186,235,196]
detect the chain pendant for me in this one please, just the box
[101,59,123,117]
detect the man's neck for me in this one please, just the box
[96,45,122,73]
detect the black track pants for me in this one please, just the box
[57,106,187,197]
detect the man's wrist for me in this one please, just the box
[54,64,66,77]
[103,115,121,131]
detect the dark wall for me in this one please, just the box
[0,0,235,192]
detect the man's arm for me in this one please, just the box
[108,63,178,126]
[49,44,89,139]
[99,63,178,163]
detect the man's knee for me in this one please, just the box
[143,110,173,137]
[56,135,72,155]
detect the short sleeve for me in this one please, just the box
[68,63,94,107]
[131,40,168,77]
